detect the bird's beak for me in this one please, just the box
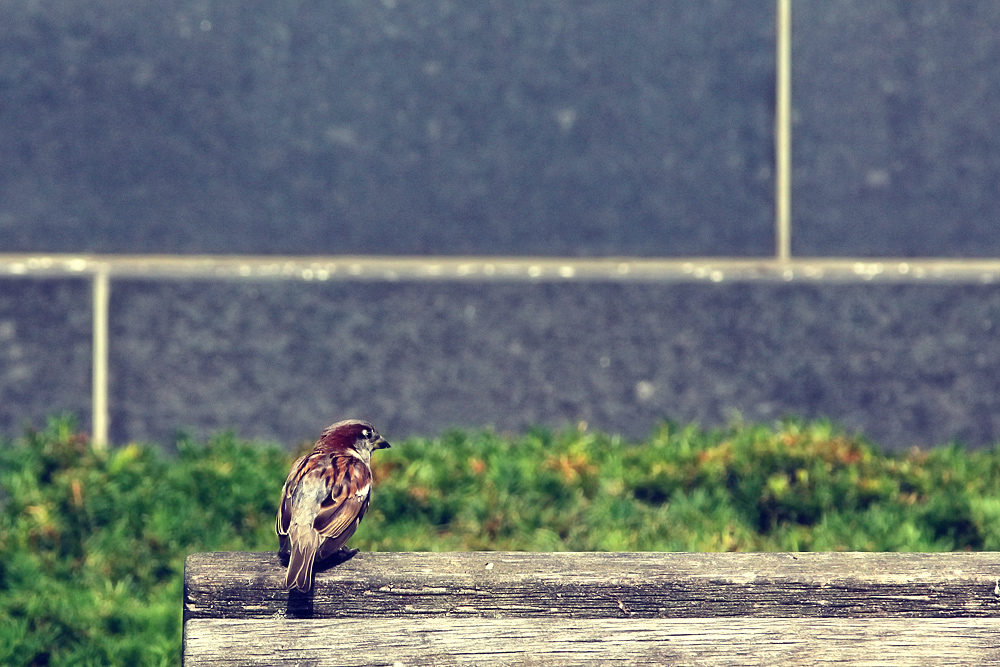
[374,437,391,450]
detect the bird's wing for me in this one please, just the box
[275,454,309,539]
[312,456,372,539]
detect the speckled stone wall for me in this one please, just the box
[101,280,1000,451]
[793,1,1000,256]
[0,280,91,433]
[0,0,774,256]
[3,1,1000,450]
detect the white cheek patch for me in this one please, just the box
[355,483,371,500]
[344,448,369,463]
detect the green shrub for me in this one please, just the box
[2,415,999,665]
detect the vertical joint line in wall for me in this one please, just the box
[92,267,110,450]
[776,0,793,261]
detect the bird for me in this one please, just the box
[275,419,390,592]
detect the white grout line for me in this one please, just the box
[775,0,793,261]
[91,267,110,450]
[0,254,998,283]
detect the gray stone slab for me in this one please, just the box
[0,0,774,256]
[0,279,92,435]
[107,279,1000,450]
[793,1,1000,257]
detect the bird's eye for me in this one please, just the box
[362,429,371,438]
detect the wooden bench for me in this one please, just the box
[183,551,1000,666]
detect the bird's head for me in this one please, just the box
[316,419,390,459]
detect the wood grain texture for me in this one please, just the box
[185,617,1000,667]
[184,551,1000,621]
[183,552,1000,666]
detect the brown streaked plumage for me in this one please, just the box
[275,419,390,592]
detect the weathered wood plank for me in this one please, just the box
[184,617,1000,666]
[184,551,1000,621]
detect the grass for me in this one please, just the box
[2,416,1000,665]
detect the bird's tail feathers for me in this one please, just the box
[285,527,320,593]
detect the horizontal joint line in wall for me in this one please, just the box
[0,254,999,284]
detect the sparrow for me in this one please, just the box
[275,419,390,592]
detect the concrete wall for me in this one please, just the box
[1,0,774,256]
[793,2,1000,256]
[2,1,999,449]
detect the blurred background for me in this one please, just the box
[2,0,999,449]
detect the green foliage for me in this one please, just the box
[0,417,289,667]
[3,415,1000,665]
